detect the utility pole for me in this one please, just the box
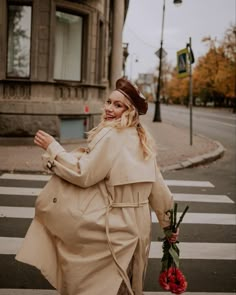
[153,0,166,122]
[233,27,236,113]
[187,38,193,145]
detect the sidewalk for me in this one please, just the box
[0,108,224,174]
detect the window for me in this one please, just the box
[54,11,83,81]
[7,5,32,78]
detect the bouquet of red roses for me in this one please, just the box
[159,203,189,294]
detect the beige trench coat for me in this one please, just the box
[16,127,173,295]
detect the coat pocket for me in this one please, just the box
[35,175,107,244]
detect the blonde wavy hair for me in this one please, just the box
[87,97,157,160]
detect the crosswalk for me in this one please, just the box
[0,173,235,295]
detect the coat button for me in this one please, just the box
[47,160,55,169]
[53,197,57,203]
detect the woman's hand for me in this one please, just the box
[164,226,180,243]
[34,130,55,150]
[167,228,179,243]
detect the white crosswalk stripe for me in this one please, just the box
[0,173,235,294]
[1,185,233,204]
[0,173,214,187]
[173,193,233,203]
[0,291,234,295]
[149,242,236,260]
[0,186,42,196]
[143,294,236,295]
[165,180,215,187]
[143,293,236,295]
[0,173,51,181]
[1,236,235,260]
[151,211,236,225]
[0,290,57,295]
[1,206,235,225]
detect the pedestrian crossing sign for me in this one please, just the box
[177,48,189,78]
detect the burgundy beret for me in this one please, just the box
[115,78,148,115]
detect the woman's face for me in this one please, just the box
[104,90,128,120]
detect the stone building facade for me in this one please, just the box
[0,0,129,140]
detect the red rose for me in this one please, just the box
[159,269,171,290]
[159,267,187,294]
[158,204,189,294]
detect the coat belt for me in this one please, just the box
[105,196,149,295]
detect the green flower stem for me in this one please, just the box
[173,203,178,232]
[170,209,173,229]
[161,203,189,272]
[176,205,189,229]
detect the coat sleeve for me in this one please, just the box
[149,164,174,229]
[42,128,119,188]
[42,144,86,171]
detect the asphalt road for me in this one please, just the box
[0,105,235,294]
[156,104,236,151]
[1,173,235,294]
[154,104,236,200]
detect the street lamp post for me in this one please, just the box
[153,0,182,122]
[233,26,236,113]
[122,43,129,78]
[130,54,139,82]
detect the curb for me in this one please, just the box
[161,140,225,172]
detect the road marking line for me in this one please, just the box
[174,193,234,203]
[0,183,217,198]
[195,117,236,128]
[0,290,59,295]
[151,212,236,225]
[149,242,236,260]
[161,104,236,122]
[0,206,235,225]
[1,237,235,260]
[0,237,22,255]
[0,174,214,187]
[0,291,234,295]
[165,180,214,187]
[1,185,232,204]
[0,187,42,196]
[0,206,34,218]
[0,173,51,181]
[144,293,236,295]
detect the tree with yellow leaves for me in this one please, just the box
[166,24,236,109]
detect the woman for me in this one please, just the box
[16,78,177,295]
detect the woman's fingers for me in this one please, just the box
[37,130,50,137]
[34,130,55,150]
[167,228,179,243]
[34,133,44,148]
[36,130,49,140]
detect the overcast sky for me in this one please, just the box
[122,0,236,80]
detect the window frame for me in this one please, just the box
[53,7,86,83]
